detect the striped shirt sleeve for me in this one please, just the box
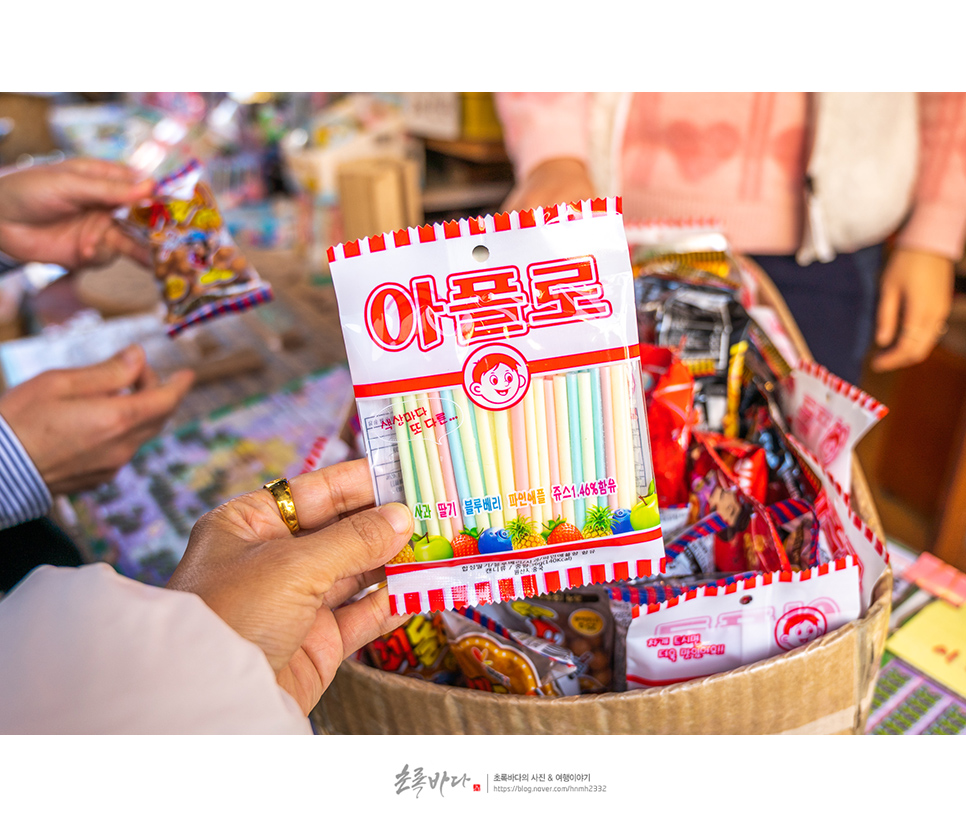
[0,413,52,529]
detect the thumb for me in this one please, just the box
[63,171,155,210]
[60,345,147,397]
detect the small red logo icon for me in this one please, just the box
[473,784,481,792]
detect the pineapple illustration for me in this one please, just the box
[582,505,614,539]
[505,515,546,550]
[388,541,415,565]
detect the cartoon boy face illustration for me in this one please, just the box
[463,345,530,410]
[774,607,827,651]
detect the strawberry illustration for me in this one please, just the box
[544,517,583,545]
[582,505,614,539]
[505,516,546,550]
[452,527,481,558]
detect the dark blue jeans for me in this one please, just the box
[751,244,883,386]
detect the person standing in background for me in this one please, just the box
[495,92,966,385]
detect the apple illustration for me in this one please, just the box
[629,480,661,531]
[477,527,513,554]
[412,533,454,562]
[610,508,634,534]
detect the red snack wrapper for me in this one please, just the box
[640,344,696,507]
[365,613,461,685]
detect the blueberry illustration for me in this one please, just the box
[478,527,513,553]
[611,508,634,534]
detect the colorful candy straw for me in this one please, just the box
[577,370,598,512]
[533,379,553,523]
[391,396,424,534]
[492,407,516,519]
[552,374,575,524]
[611,363,637,510]
[439,391,476,528]
[543,377,561,520]
[401,394,442,537]
[511,401,533,521]
[450,387,491,529]
[523,386,543,527]
[415,392,450,534]
[591,367,606,504]
[468,392,506,529]
[566,371,585,528]
[600,365,619,511]
[427,390,463,538]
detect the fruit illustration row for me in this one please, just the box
[390,490,661,564]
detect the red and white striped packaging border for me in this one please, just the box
[796,359,889,419]
[786,434,891,610]
[386,533,666,616]
[627,555,858,619]
[327,197,623,263]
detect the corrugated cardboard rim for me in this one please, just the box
[314,569,892,734]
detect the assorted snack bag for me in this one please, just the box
[117,159,274,335]
[338,209,893,695]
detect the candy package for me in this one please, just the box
[477,585,620,693]
[329,199,665,615]
[438,607,581,696]
[779,359,888,494]
[118,160,273,336]
[364,613,462,685]
[620,555,863,688]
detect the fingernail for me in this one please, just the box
[378,502,412,534]
[121,345,142,367]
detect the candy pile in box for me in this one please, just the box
[355,224,892,695]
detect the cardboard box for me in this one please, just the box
[310,258,892,735]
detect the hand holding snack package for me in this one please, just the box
[328,199,665,615]
[116,160,273,335]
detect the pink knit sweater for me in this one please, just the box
[495,92,966,261]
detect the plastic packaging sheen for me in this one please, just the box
[328,199,666,615]
[116,159,273,336]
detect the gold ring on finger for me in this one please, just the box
[263,477,301,535]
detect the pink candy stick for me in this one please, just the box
[509,402,530,520]
[600,365,619,511]
[428,391,463,538]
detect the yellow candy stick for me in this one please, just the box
[523,385,542,527]
[416,392,457,538]
[469,395,505,529]
[402,394,441,538]
[391,395,423,535]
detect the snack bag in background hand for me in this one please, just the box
[329,199,665,615]
[117,160,273,336]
